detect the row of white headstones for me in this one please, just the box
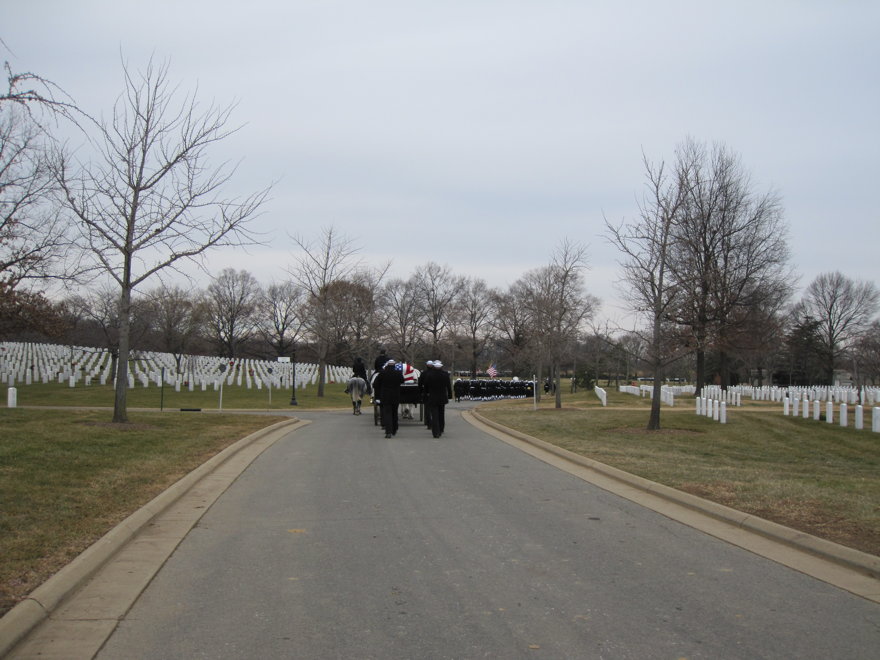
[617,382,880,430]
[781,394,880,431]
[1,342,352,393]
[618,384,698,407]
[697,384,880,428]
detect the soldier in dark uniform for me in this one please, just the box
[422,360,453,438]
[372,359,404,438]
[352,356,368,381]
[373,348,389,374]
[419,360,435,429]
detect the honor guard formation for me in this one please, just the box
[357,350,537,439]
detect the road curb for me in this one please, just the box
[0,418,304,658]
[467,409,880,580]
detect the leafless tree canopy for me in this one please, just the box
[519,239,597,408]
[51,57,269,422]
[205,268,262,359]
[260,280,305,359]
[413,261,465,354]
[2,60,80,127]
[290,227,372,397]
[605,153,686,428]
[0,106,72,287]
[455,277,495,377]
[56,59,268,291]
[143,283,208,367]
[797,271,880,381]
[606,139,794,426]
[669,138,792,391]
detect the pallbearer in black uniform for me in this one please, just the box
[373,359,404,437]
[422,360,453,438]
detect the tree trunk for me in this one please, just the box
[648,372,662,430]
[695,348,706,397]
[554,363,562,409]
[317,359,326,397]
[648,312,665,430]
[826,349,836,386]
[113,287,132,423]
[719,348,730,389]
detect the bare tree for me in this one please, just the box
[519,239,597,409]
[143,283,207,373]
[0,55,84,338]
[316,277,377,364]
[0,104,78,338]
[669,137,792,393]
[797,271,880,383]
[52,58,268,422]
[413,261,464,355]
[606,153,686,429]
[65,284,152,379]
[457,276,495,377]
[617,331,648,381]
[491,281,535,378]
[378,276,423,365]
[259,280,305,359]
[346,266,387,363]
[205,268,262,359]
[853,321,880,386]
[288,227,362,396]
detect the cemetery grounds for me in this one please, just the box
[2,377,879,618]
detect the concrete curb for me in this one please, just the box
[467,409,880,580]
[0,418,304,658]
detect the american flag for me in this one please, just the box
[486,364,498,378]
[395,362,419,383]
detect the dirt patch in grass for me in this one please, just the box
[81,422,158,430]
[749,499,880,558]
[678,482,880,557]
[610,427,703,436]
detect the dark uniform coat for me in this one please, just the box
[421,368,452,405]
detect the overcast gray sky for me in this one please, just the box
[5,1,878,325]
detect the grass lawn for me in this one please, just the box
[477,388,880,559]
[6,379,356,411]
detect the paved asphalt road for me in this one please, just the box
[95,403,879,659]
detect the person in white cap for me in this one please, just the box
[421,359,452,438]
